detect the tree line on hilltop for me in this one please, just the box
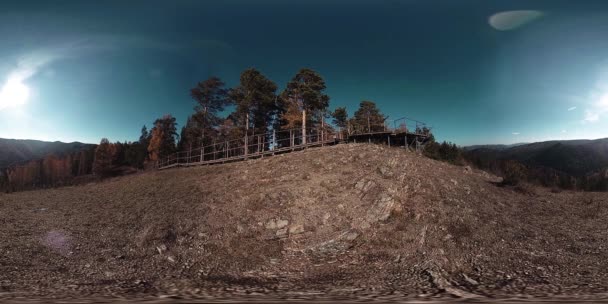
[92,68,401,175]
[2,67,459,191]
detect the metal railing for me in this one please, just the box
[392,116,431,136]
[347,116,431,137]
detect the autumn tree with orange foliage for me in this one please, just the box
[148,127,164,162]
[147,115,178,162]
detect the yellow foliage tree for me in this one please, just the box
[147,127,164,162]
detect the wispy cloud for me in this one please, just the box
[561,130,567,133]
[582,93,608,123]
[512,132,520,135]
[0,34,233,111]
[567,106,576,111]
[584,110,600,123]
[581,65,608,123]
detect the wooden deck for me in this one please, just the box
[348,130,430,148]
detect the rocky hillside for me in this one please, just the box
[1,143,607,301]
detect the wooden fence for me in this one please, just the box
[157,127,339,170]
[156,116,431,170]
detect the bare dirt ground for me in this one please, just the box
[1,143,608,302]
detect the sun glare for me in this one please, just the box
[0,78,30,109]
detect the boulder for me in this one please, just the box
[288,224,305,235]
[344,230,360,241]
[265,220,277,229]
[276,228,288,238]
[276,219,289,229]
[377,166,392,177]
[366,194,397,222]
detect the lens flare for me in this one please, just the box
[0,78,30,110]
[489,10,544,31]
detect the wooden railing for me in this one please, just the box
[156,116,431,170]
[156,127,340,170]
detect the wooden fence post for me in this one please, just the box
[245,113,249,159]
[302,110,306,145]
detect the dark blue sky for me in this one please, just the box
[1,0,608,145]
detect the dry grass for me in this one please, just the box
[1,143,608,298]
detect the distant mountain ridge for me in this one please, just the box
[463,142,528,151]
[467,138,608,177]
[465,138,608,191]
[0,138,95,169]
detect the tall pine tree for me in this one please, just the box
[332,107,349,137]
[190,77,231,148]
[279,68,330,130]
[230,68,278,135]
[351,101,387,133]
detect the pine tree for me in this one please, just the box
[282,68,329,114]
[191,77,230,114]
[147,115,178,161]
[139,125,149,147]
[332,107,348,137]
[351,101,387,133]
[190,77,231,147]
[178,116,200,152]
[133,125,150,168]
[279,68,330,130]
[230,68,278,134]
[93,138,114,176]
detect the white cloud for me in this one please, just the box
[561,130,567,133]
[579,64,608,123]
[583,110,600,123]
[488,10,544,31]
[598,93,608,109]
[567,106,576,111]
[512,132,520,135]
[581,93,608,123]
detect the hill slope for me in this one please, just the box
[1,144,607,300]
[0,138,94,169]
